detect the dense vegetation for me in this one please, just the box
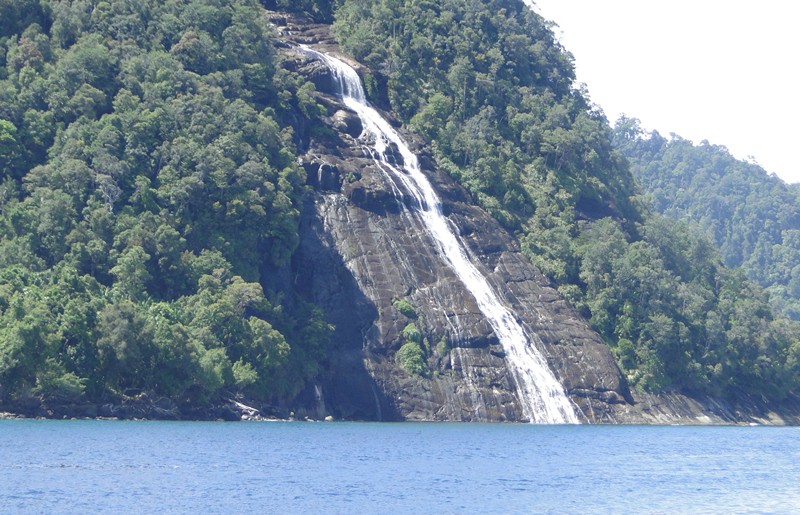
[1,0,798,412]
[333,0,800,397]
[614,117,800,320]
[0,0,331,409]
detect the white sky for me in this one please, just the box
[532,0,800,184]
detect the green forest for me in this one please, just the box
[0,0,331,410]
[614,117,800,321]
[1,0,799,414]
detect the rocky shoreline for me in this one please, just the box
[3,389,800,425]
[619,391,800,426]
[0,393,333,423]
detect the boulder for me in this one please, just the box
[332,109,362,138]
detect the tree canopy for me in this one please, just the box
[0,0,330,409]
[614,117,800,321]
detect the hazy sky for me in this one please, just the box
[532,0,800,183]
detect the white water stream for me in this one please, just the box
[303,47,578,424]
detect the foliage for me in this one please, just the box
[334,0,638,233]
[395,322,429,377]
[262,0,337,22]
[0,0,331,409]
[2,0,797,409]
[569,215,800,396]
[393,298,417,319]
[614,116,800,320]
[401,322,422,344]
[33,358,87,403]
[396,341,428,377]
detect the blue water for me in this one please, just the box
[1,421,798,513]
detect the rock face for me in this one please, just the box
[295,163,631,422]
[273,29,629,422]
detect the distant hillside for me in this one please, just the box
[613,116,800,320]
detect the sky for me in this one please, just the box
[531,0,800,183]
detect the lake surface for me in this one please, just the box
[2,420,798,513]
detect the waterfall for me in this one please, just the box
[303,47,578,424]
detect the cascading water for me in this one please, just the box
[303,47,578,424]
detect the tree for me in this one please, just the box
[96,301,155,391]
[0,119,23,179]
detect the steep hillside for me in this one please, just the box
[329,0,800,400]
[614,117,800,320]
[0,0,799,422]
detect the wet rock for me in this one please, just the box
[285,54,632,423]
[302,59,336,95]
[344,176,402,215]
[332,109,362,138]
[302,160,340,191]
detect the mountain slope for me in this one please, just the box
[0,0,798,421]
[0,0,331,417]
[614,116,800,320]
[329,0,800,399]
